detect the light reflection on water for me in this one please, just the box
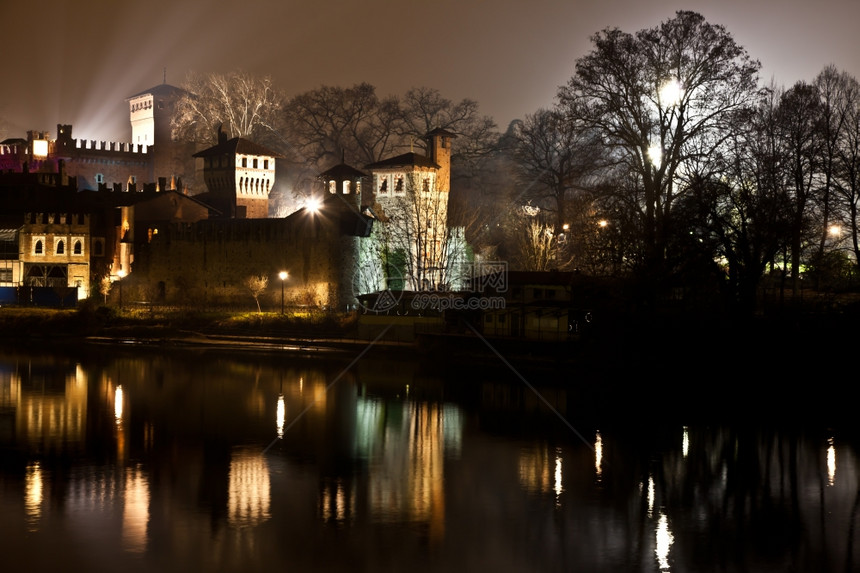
[0,346,859,572]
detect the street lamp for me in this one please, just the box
[278,271,288,314]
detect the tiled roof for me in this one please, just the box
[365,152,439,170]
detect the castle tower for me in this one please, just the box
[364,129,457,291]
[127,83,185,148]
[193,129,282,219]
[425,128,456,194]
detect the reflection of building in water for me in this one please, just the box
[7,362,87,451]
[518,445,564,505]
[25,461,43,531]
[228,447,271,527]
[351,399,462,540]
[123,464,150,553]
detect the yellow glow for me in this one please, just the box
[594,431,603,479]
[276,394,285,439]
[278,271,288,281]
[598,219,608,228]
[228,448,271,527]
[122,465,150,553]
[829,225,842,237]
[114,385,124,424]
[32,139,48,158]
[827,438,836,486]
[656,512,674,571]
[305,196,322,214]
[25,462,43,531]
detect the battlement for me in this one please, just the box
[53,124,149,156]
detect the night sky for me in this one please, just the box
[3,0,859,143]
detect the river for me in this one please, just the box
[0,341,857,572]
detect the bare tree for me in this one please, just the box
[559,11,761,276]
[99,275,112,305]
[511,108,605,233]
[244,274,269,313]
[172,70,284,145]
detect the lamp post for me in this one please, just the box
[278,271,288,314]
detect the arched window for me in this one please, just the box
[329,181,336,194]
[34,240,43,254]
[74,240,82,255]
[56,240,65,254]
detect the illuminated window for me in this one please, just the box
[329,181,336,194]
[95,173,104,185]
[34,239,43,255]
[423,178,430,193]
[394,175,404,193]
[343,180,350,195]
[0,269,12,282]
[378,176,388,194]
[56,240,65,254]
[242,157,247,168]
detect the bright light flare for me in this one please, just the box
[829,225,842,237]
[305,197,322,214]
[648,144,663,168]
[659,78,683,107]
[656,512,674,571]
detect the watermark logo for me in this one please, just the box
[351,264,404,313]
[460,260,508,293]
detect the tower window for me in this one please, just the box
[242,157,247,168]
[56,240,65,254]
[73,240,83,255]
[329,181,336,194]
[253,158,258,169]
[264,159,269,169]
[34,240,43,255]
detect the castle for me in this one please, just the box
[0,83,458,310]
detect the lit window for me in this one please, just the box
[329,181,336,194]
[343,180,350,195]
[395,175,404,193]
[378,176,388,194]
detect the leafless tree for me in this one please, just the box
[244,274,269,313]
[172,70,284,146]
[559,11,762,275]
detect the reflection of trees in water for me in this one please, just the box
[636,425,860,571]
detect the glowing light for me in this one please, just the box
[25,462,43,531]
[659,78,683,107]
[276,394,285,439]
[647,474,655,517]
[827,437,836,486]
[32,139,48,158]
[554,447,563,505]
[305,196,322,214]
[598,219,608,228]
[682,426,689,458]
[655,512,674,571]
[648,144,663,168]
[595,431,603,479]
[114,385,124,424]
[228,448,271,527]
[829,225,842,237]
[122,465,150,553]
